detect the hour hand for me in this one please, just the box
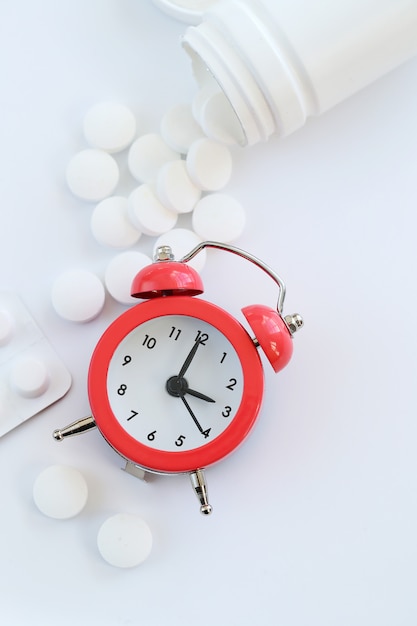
[166,376,215,403]
[186,388,215,403]
[178,339,201,378]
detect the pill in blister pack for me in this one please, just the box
[0,293,72,437]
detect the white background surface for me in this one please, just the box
[1,2,417,624]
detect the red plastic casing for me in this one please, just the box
[131,261,204,299]
[88,296,264,474]
[242,304,293,373]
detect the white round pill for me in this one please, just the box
[105,251,152,304]
[66,149,119,202]
[97,513,152,568]
[128,133,180,183]
[192,193,246,243]
[128,184,177,236]
[91,196,141,249]
[33,465,88,519]
[10,356,50,398]
[186,138,233,191]
[154,229,206,272]
[192,83,220,125]
[156,160,201,214]
[83,102,136,153]
[160,103,204,154]
[51,269,105,322]
[198,89,244,146]
[0,309,14,346]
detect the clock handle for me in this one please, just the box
[180,241,287,314]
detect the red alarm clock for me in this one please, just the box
[53,242,303,514]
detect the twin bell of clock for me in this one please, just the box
[53,241,303,515]
[130,243,303,373]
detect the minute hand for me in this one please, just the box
[180,395,204,434]
[178,339,202,378]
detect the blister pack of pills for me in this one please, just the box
[0,293,72,437]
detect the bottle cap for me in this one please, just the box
[152,0,219,24]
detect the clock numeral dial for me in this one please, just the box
[222,405,232,418]
[142,335,157,349]
[169,326,182,341]
[194,330,209,345]
[107,315,244,453]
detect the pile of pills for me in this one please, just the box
[37,99,247,565]
[54,100,246,322]
[33,463,153,568]
[0,293,72,437]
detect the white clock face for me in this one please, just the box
[107,314,244,453]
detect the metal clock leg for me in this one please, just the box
[190,469,212,515]
[52,415,97,441]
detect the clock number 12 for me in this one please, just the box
[195,330,209,345]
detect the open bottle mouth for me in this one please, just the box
[183,42,248,146]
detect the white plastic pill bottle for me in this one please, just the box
[152,0,417,145]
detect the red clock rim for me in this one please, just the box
[88,296,264,473]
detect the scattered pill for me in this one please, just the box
[97,513,152,568]
[160,103,204,153]
[156,160,201,214]
[91,196,141,249]
[186,138,233,191]
[198,89,244,146]
[83,102,137,153]
[10,356,50,398]
[0,309,14,346]
[66,149,119,202]
[51,269,105,323]
[128,133,180,183]
[192,193,246,243]
[191,83,220,123]
[105,251,152,304]
[33,465,88,520]
[128,184,177,236]
[154,228,206,272]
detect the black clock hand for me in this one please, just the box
[166,376,215,403]
[186,388,215,403]
[180,394,205,434]
[178,339,202,378]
